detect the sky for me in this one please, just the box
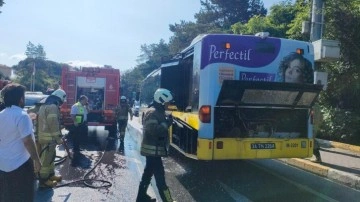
[0,0,282,73]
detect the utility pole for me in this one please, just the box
[310,0,324,42]
[31,62,35,91]
[310,0,324,72]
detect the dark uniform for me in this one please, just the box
[114,102,133,141]
[71,101,88,153]
[136,106,174,202]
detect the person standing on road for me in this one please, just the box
[37,89,67,188]
[70,95,89,155]
[0,83,42,202]
[114,96,133,142]
[136,88,176,202]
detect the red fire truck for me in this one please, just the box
[60,66,120,135]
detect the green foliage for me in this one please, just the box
[169,21,224,54]
[25,41,47,60]
[121,40,171,99]
[231,15,282,36]
[0,0,4,14]
[121,68,144,99]
[318,106,360,144]
[286,0,311,40]
[195,0,267,29]
[140,73,161,104]
[13,58,62,92]
[313,0,360,144]
[232,0,311,39]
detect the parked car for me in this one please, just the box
[25,93,48,110]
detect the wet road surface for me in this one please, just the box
[34,118,360,202]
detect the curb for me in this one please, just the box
[316,138,360,153]
[282,139,360,190]
[279,158,360,190]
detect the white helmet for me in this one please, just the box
[120,96,127,100]
[154,88,173,105]
[51,89,67,102]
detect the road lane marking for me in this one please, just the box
[217,180,252,202]
[249,161,339,202]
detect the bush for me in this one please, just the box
[316,106,360,145]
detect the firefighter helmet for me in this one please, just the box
[154,88,173,105]
[51,89,67,102]
[120,96,127,103]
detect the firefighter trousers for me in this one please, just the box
[117,119,128,141]
[136,156,174,202]
[38,139,56,182]
[72,123,88,152]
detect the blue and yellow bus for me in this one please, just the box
[141,33,323,160]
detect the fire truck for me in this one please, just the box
[60,66,120,135]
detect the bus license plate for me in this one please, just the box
[251,143,276,149]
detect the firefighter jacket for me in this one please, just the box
[38,103,62,144]
[140,108,169,157]
[114,103,133,120]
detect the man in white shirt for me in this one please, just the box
[0,83,41,202]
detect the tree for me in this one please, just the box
[168,20,223,54]
[285,0,311,40]
[0,0,4,14]
[13,42,61,92]
[25,41,47,59]
[231,0,309,39]
[121,40,171,98]
[314,0,360,144]
[231,15,281,36]
[195,0,267,30]
[12,58,62,92]
[168,0,268,54]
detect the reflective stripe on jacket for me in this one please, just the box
[74,102,85,124]
[38,104,61,142]
[140,108,169,157]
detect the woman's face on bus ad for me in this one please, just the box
[285,59,303,83]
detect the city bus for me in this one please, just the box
[140,33,324,160]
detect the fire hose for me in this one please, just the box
[38,134,113,189]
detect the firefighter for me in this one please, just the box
[136,88,176,202]
[37,89,66,188]
[114,96,133,142]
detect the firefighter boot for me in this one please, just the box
[39,179,57,188]
[136,182,156,202]
[49,175,62,182]
[159,188,175,202]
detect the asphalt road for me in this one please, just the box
[35,117,360,202]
